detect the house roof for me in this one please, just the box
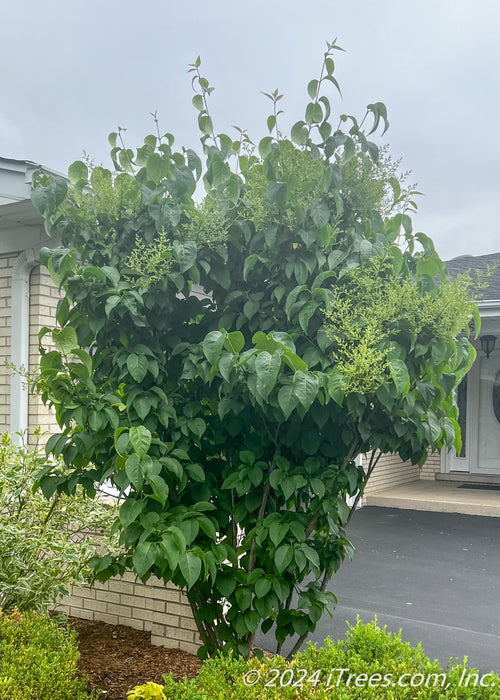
[444,252,500,302]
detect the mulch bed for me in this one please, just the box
[67,617,202,699]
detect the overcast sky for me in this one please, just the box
[2,0,499,261]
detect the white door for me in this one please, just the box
[448,373,471,472]
[476,349,500,474]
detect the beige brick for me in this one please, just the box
[165,601,192,617]
[133,608,179,627]
[144,598,167,613]
[120,571,138,583]
[179,616,199,632]
[94,612,119,626]
[83,598,108,614]
[69,607,94,621]
[161,627,196,643]
[95,590,121,606]
[118,616,144,631]
[106,603,133,618]
[134,585,180,603]
[73,587,96,600]
[151,636,181,650]
[109,580,135,596]
[119,593,147,609]
[92,580,110,592]
[59,594,86,608]
[53,604,71,616]
[178,641,201,655]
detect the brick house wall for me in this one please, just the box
[56,574,201,655]
[363,452,420,497]
[28,264,60,441]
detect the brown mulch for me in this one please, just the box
[67,617,202,699]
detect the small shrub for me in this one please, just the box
[157,619,499,699]
[0,608,98,699]
[127,681,167,699]
[0,431,119,612]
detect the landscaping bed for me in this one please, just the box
[68,618,201,699]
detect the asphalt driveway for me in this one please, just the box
[257,506,500,673]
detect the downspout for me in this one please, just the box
[10,245,44,444]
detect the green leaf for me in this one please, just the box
[388,359,410,396]
[278,385,299,419]
[235,587,252,611]
[426,410,442,442]
[293,371,319,411]
[211,158,231,187]
[160,533,180,570]
[146,153,169,183]
[273,579,290,603]
[274,545,293,575]
[105,295,120,317]
[305,102,323,124]
[367,101,389,135]
[254,577,272,599]
[310,478,325,498]
[224,331,245,354]
[125,454,144,490]
[188,418,206,439]
[310,202,330,229]
[266,182,287,207]
[162,457,183,480]
[133,541,155,578]
[243,254,259,281]
[192,94,204,111]
[327,368,347,405]
[203,330,225,365]
[72,349,93,376]
[185,463,205,482]
[127,354,149,382]
[134,395,153,421]
[52,327,78,356]
[217,574,236,598]
[307,79,319,100]
[258,136,273,158]
[68,160,88,185]
[269,522,288,547]
[239,450,255,465]
[119,499,143,529]
[298,300,318,334]
[129,426,151,457]
[198,114,214,136]
[291,120,309,146]
[173,240,197,273]
[179,552,202,589]
[219,354,233,382]
[148,474,170,504]
[255,351,281,397]
[102,266,121,286]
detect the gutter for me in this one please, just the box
[477,299,500,318]
[10,245,45,444]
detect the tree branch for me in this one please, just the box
[346,448,381,525]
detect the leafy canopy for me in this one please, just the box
[31,41,477,659]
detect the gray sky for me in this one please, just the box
[2,0,499,260]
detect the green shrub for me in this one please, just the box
[158,619,499,699]
[127,682,167,699]
[0,608,98,699]
[0,431,119,612]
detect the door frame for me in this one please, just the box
[442,356,480,474]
